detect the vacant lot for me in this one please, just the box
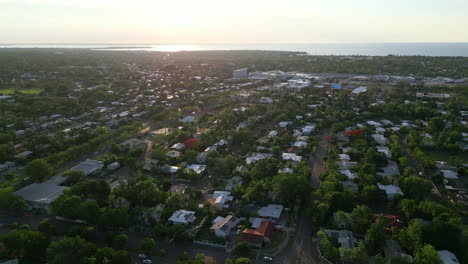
[424,149,468,163]
[0,88,43,95]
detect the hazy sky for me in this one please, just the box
[1,0,468,44]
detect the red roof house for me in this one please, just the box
[345,130,364,136]
[371,214,405,232]
[240,220,275,246]
[183,138,198,149]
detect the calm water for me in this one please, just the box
[1,43,468,57]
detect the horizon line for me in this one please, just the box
[2,42,468,45]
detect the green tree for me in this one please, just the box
[24,159,53,182]
[414,244,441,264]
[251,158,278,180]
[233,241,250,256]
[0,187,27,212]
[395,219,423,254]
[140,237,155,254]
[272,173,309,206]
[235,258,252,264]
[401,176,432,201]
[427,117,445,135]
[113,234,128,249]
[47,236,96,264]
[78,199,100,224]
[0,229,50,261]
[351,205,371,234]
[366,214,387,252]
[184,149,197,164]
[99,208,129,228]
[62,170,85,186]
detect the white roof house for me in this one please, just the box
[339,154,351,161]
[180,116,196,123]
[14,182,68,209]
[171,143,185,150]
[438,250,459,264]
[70,159,104,176]
[367,121,382,127]
[258,204,284,220]
[279,121,292,128]
[213,191,234,210]
[372,134,388,145]
[246,153,273,165]
[107,162,120,171]
[293,141,308,147]
[211,215,241,238]
[351,86,368,95]
[186,164,207,175]
[268,130,278,138]
[279,168,294,174]
[302,124,316,134]
[377,146,392,158]
[282,153,302,162]
[288,79,310,89]
[441,170,459,180]
[378,183,404,199]
[324,230,357,257]
[14,151,33,159]
[340,170,357,180]
[168,210,196,225]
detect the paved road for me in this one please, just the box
[275,129,329,264]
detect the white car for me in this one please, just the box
[263,256,273,262]
[138,254,146,259]
[143,260,152,264]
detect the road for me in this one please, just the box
[275,129,329,264]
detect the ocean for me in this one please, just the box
[1,43,468,57]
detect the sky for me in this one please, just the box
[1,0,468,44]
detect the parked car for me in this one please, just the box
[138,254,146,259]
[143,260,152,264]
[263,256,273,262]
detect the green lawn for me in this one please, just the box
[195,227,226,245]
[264,231,287,250]
[423,149,468,163]
[0,88,43,95]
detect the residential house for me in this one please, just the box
[257,204,284,221]
[378,183,404,199]
[171,143,185,151]
[376,146,392,158]
[70,159,104,176]
[324,229,357,258]
[219,176,241,192]
[441,170,459,180]
[240,220,275,247]
[186,164,207,175]
[118,138,148,150]
[14,177,68,209]
[372,134,388,145]
[213,191,234,210]
[340,169,357,180]
[383,240,413,262]
[180,116,196,123]
[210,215,241,238]
[168,210,196,226]
[438,250,459,264]
[246,153,273,165]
